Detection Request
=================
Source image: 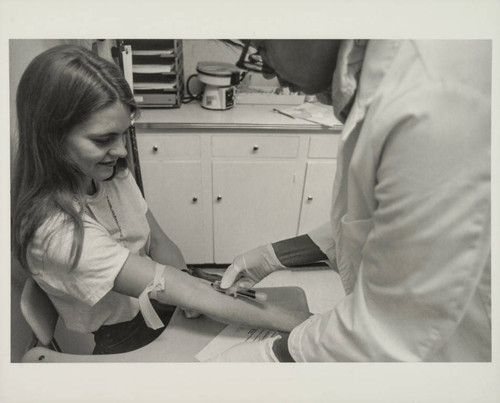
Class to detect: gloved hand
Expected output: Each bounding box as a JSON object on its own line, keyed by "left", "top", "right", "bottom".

{"left": 220, "top": 244, "right": 286, "bottom": 290}
{"left": 204, "top": 336, "right": 281, "bottom": 362}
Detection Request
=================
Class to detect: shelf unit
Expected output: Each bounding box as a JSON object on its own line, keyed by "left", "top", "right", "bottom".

{"left": 119, "top": 39, "right": 184, "bottom": 108}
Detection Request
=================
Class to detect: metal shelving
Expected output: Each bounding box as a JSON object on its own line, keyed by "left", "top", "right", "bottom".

{"left": 119, "top": 39, "right": 184, "bottom": 108}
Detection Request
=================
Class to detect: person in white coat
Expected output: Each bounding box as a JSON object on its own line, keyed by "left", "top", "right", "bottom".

{"left": 211, "top": 40, "right": 491, "bottom": 362}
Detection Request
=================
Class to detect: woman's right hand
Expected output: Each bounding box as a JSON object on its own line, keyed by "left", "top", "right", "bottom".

{"left": 219, "top": 244, "right": 286, "bottom": 290}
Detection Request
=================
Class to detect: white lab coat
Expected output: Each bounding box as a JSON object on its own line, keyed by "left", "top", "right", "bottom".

{"left": 288, "top": 40, "right": 491, "bottom": 361}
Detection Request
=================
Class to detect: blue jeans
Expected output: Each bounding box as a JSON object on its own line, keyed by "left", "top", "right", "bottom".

{"left": 92, "top": 300, "right": 176, "bottom": 355}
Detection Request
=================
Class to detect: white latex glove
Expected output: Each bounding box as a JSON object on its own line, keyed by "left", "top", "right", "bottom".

{"left": 204, "top": 336, "right": 281, "bottom": 362}
{"left": 220, "top": 244, "right": 285, "bottom": 290}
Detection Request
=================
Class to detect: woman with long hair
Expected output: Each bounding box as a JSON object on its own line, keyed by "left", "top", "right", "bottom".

{"left": 12, "top": 44, "right": 309, "bottom": 355}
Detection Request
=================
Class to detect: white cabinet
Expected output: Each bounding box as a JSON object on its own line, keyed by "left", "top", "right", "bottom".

{"left": 297, "top": 135, "right": 339, "bottom": 235}
{"left": 212, "top": 135, "right": 299, "bottom": 158}
{"left": 213, "top": 161, "right": 302, "bottom": 262}
{"left": 137, "top": 133, "right": 209, "bottom": 262}
{"left": 297, "top": 161, "right": 337, "bottom": 235}
{"left": 141, "top": 161, "right": 206, "bottom": 262}
{"left": 136, "top": 130, "right": 340, "bottom": 264}
{"left": 211, "top": 134, "right": 302, "bottom": 261}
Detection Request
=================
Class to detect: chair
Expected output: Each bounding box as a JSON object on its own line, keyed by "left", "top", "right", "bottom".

{"left": 20, "top": 277, "right": 62, "bottom": 352}
{"left": 19, "top": 277, "right": 163, "bottom": 363}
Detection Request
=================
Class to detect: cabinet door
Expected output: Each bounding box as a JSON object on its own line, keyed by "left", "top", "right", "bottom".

{"left": 213, "top": 161, "right": 301, "bottom": 263}
{"left": 298, "top": 161, "right": 337, "bottom": 235}
{"left": 141, "top": 161, "right": 206, "bottom": 263}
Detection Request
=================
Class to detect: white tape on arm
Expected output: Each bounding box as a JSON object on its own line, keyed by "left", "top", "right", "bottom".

{"left": 138, "top": 263, "right": 167, "bottom": 329}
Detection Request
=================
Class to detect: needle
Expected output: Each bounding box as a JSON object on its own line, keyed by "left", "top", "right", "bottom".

{"left": 211, "top": 281, "right": 267, "bottom": 302}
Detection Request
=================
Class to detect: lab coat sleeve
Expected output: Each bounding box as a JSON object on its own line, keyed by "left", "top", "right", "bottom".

{"left": 307, "top": 222, "right": 336, "bottom": 267}
{"left": 288, "top": 84, "right": 491, "bottom": 361}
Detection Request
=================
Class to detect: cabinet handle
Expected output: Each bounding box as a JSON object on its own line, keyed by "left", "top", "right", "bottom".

{"left": 152, "top": 145, "right": 159, "bottom": 152}
{"left": 252, "top": 145, "right": 259, "bottom": 151}
{"left": 216, "top": 195, "right": 222, "bottom": 201}
{"left": 192, "top": 196, "right": 198, "bottom": 203}
{"left": 307, "top": 195, "right": 314, "bottom": 201}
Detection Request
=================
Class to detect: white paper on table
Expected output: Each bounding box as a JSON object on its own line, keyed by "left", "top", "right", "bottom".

{"left": 273, "top": 102, "right": 343, "bottom": 128}
{"left": 195, "top": 324, "right": 280, "bottom": 362}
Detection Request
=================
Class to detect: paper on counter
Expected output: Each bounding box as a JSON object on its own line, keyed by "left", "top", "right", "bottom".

{"left": 195, "top": 324, "right": 279, "bottom": 362}
{"left": 273, "top": 102, "right": 343, "bottom": 128}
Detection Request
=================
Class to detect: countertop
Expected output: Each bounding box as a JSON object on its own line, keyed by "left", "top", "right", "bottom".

{"left": 135, "top": 102, "right": 343, "bottom": 131}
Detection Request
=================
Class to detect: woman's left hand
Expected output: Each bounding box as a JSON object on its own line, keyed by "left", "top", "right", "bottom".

{"left": 182, "top": 308, "right": 202, "bottom": 319}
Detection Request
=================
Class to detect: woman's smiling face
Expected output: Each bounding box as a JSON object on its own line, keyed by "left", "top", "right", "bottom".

{"left": 65, "top": 102, "right": 131, "bottom": 188}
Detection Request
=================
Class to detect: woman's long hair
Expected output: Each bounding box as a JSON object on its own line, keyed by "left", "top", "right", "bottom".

{"left": 12, "top": 44, "right": 138, "bottom": 271}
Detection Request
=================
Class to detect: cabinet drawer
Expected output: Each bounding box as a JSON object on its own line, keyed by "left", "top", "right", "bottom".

{"left": 308, "top": 135, "right": 340, "bottom": 158}
{"left": 212, "top": 136, "right": 299, "bottom": 158}
{"left": 137, "top": 134, "right": 201, "bottom": 160}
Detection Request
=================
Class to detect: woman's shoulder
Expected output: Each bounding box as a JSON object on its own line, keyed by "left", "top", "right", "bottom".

{"left": 105, "top": 168, "right": 143, "bottom": 197}
{"left": 104, "top": 168, "right": 135, "bottom": 190}
{"left": 31, "top": 211, "right": 75, "bottom": 250}
{"left": 27, "top": 211, "right": 75, "bottom": 272}
{"left": 103, "top": 167, "right": 148, "bottom": 213}
{"left": 36, "top": 210, "right": 69, "bottom": 235}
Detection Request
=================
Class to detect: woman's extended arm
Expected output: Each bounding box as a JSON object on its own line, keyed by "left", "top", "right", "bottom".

{"left": 146, "top": 209, "right": 187, "bottom": 270}
{"left": 113, "top": 253, "right": 311, "bottom": 333}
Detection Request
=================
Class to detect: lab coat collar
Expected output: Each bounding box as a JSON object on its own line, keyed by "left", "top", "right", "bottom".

{"left": 331, "top": 40, "right": 368, "bottom": 123}
{"left": 356, "top": 40, "right": 402, "bottom": 111}
{"left": 331, "top": 40, "right": 401, "bottom": 125}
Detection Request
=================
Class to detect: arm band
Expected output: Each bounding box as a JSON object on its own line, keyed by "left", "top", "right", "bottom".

{"left": 272, "top": 234, "right": 328, "bottom": 267}
{"left": 138, "top": 263, "right": 167, "bottom": 329}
